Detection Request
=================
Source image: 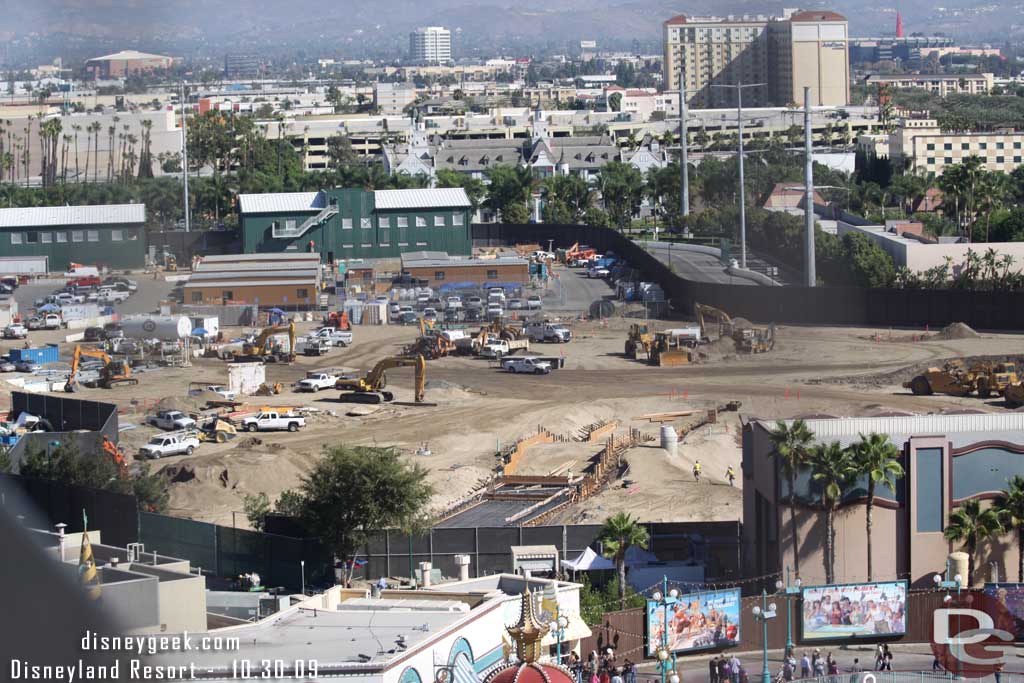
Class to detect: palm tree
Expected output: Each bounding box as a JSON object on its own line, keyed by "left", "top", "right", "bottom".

{"left": 848, "top": 432, "right": 904, "bottom": 581}
{"left": 944, "top": 499, "right": 1003, "bottom": 586}
{"left": 768, "top": 420, "right": 815, "bottom": 578}
{"left": 995, "top": 475, "right": 1024, "bottom": 582}
{"left": 71, "top": 124, "right": 81, "bottom": 182}
{"left": 597, "top": 512, "right": 650, "bottom": 609}
{"left": 809, "top": 441, "right": 855, "bottom": 584}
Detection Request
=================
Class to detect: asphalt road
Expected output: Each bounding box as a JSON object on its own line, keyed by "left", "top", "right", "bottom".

{"left": 13, "top": 272, "right": 177, "bottom": 320}
{"left": 547, "top": 266, "right": 618, "bottom": 313}
{"left": 640, "top": 241, "right": 755, "bottom": 286}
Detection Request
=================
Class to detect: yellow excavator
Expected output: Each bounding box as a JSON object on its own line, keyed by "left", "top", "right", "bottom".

{"left": 234, "top": 321, "right": 296, "bottom": 363}
{"left": 695, "top": 302, "right": 776, "bottom": 354}
{"left": 336, "top": 354, "right": 426, "bottom": 404}
{"left": 65, "top": 345, "right": 139, "bottom": 392}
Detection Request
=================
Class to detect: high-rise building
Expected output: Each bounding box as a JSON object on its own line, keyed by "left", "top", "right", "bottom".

{"left": 409, "top": 27, "right": 452, "bottom": 65}
{"left": 663, "top": 10, "right": 849, "bottom": 108}
{"left": 224, "top": 53, "right": 263, "bottom": 79}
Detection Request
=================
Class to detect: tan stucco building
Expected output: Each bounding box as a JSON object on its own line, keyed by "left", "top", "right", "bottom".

{"left": 662, "top": 9, "right": 849, "bottom": 107}
{"left": 886, "top": 118, "right": 1024, "bottom": 176}
{"left": 742, "top": 412, "right": 1024, "bottom": 588}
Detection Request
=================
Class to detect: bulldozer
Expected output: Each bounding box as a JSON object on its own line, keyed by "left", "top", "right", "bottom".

{"left": 234, "top": 321, "right": 296, "bottom": 363}
{"left": 65, "top": 345, "right": 139, "bottom": 392}
{"left": 904, "top": 360, "right": 983, "bottom": 397}
{"left": 624, "top": 323, "right": 654, "bottom": 360}
{"left": 336, "top": 354, "right": 426, "bottom": 404}
{"left": 649, "top": 332, "right": 694, "bottom": 366}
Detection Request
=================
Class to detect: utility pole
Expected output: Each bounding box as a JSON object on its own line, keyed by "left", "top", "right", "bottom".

{"left": 678, "top": 83, "right": 688, "bottom": 219}
{"left": 712, "top": 78, "right": 764, "bottom": 269}
{"left": 180, "top": 82, "right": 191, "bottom": 233}
{"left": 803, "top": 86, "right": 815, "bottom": 287}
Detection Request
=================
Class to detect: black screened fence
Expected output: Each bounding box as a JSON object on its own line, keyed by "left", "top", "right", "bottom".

{"left": 472, "top": 223, "right": 1024, "bottom": 330}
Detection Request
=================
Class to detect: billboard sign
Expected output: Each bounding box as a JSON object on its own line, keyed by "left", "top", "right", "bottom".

{"left": 801, "top": 581, "right": 907, "bottom": 640}
{"left": 983, "top": 583, "right": 1024, "bottom": 641}
{"left": 646, "top": 588, "right": 741, "bottom": 655}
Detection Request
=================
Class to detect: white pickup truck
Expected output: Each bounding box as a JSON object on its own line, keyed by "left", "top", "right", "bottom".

{"left": 311, "top": 328, "right": 354, "bottom": 347}
{"left": 138, "top": 430, "right": 200, "bottom": 459}
{"left": 242, "top": 411, "right": 305, "bottom": 432}
{"left": 296, "top": 337, "right": 331, "bottom": 356}
{"left": 146, "top": 410, "right": 197, "bottom": 431}
{"left": 503, "top": 357, "right": 552, "bottom": 374}
{"left": 97, "top": 288, "right": 130, "bottom": 304}
{"left": 296, "top": 372, "right": 338, "bottom": 392}
{"left": 480, "top": 338, "right": 530, "bottom": 359}
{"left": 524, "top": 322, "right": 572, "bottom": 343}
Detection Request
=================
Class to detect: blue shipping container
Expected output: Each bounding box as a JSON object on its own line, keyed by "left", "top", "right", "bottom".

{"left": 9, "top": 344, "right": 60, "bottom": 364}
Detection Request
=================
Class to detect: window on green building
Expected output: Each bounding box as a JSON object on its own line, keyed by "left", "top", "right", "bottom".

{"left": 342, "top": 218, "right": 353, "bottom": 229}
{"left": 397, "top": 216, "right": 409, "bottom": 227}
{"left": 416, "top": 216, "right": 427, "bottom": 227}
{"left": 127, "top": 230, "right": 138, "bottom": 241}
{"left": 487, "top": 269, "right": 498, "bottom": 279}
{"left": 40, "top": 232, "right": 52, "bottom": 243}
{"left": 72, "top": 231, "right": 83, "bottom": 242}
{"left": 110, "top": 230, "right": 123, "bottom": 241}
{"left": 433, "top": 216, "right": 445, "bottom": 227}
{"left": 453, "top": 214, "right": 464, "bottom": 226}
{"left": 360, "top": 218, "right": 372, "bottom": 229}
{"left": 56, "top": 232, "right": 67, "bottom": 243}
{"left": 10, "top": 233, "right": 22, "bottom": 245}
{"left": 26, "top": 231, "right": 38, "bottom": 244}
{"left": 87, "top": 230, "right": 99, "bottom": 242}
{"left": 379, "top": 216, "right": 391, "bottom": 229}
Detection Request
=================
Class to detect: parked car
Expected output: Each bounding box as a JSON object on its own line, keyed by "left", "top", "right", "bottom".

{"left": 138, "top": 432, "right": 200, "bottom": 459}
{"left": 464, "top": 308, "right": 482, "bottom": 323}
{"left": 205, "top": 385, "right": 237, "bottom": 400}
{"left": 83, "top": 327, "right": 105, "bottom": 342}
{"left": 70, "top": 275, "right": 101, "bottom": 288}
{"left": 146, "top": 410, "right": 197, "bottom": 431}
{"left": 4, "top": 324, "right": 27, "bottom": 339}
{"left": 0, "top": 360, "right": 16, "bottom": 372}
{"left": 102, "top": 277, "right": 137, "bottom": 292}
{"left": 14, "top": 360, "right": 40, "bottom": 373}
{"left": 310, "top": 327, "right": 353, "bottom": 347}
{"left": 466, "top": 296, "right": 483, "bottom": 309}
{"left": 507, "top": 298, "right": 524, "bottom": 310}
{"left": 389, "top": 303, "right": 402, "bottom": 320}
{"left": 296, "top": 373, "right": 338, "bottom": 392}
{"left": 486, "top": 304, "right": 504, "bottom": 321}
{"left": 444, "top": 308, "right": 460, "bottom": 323}
{"left": 98, "top": 289, "right": 130, "bottom": 304}
{"left": 400, "top": 310, "right": 418, "bottom": 325}
{"left": 525, "top": 322, "right": 572, "bottom": 343}
{"left": 503, "top": 357, "right": 552, "bottom": 374}
{"left": 526, "top": 295, "right": 543, "bottom": 310}
{"left": 103, "top": 323, "right": 124, "bottom": 339}
{"left": 26, "top": 317, "right": 45, "bottom": 331}
{"left": 241, "top": 411, "right": 305, "bottom": 432}
{"left": 43, "top": 314, "right": 62, "bottom": 330}
{"left": 423, "top": 307, "right": 439, "bottom": 321}
{"left": 446, "top": 296, "right": 463, "bottom": 310}
{"left": 54, "top": 292, "right": 83, "bottom": 305}
{"left": 416, "top": 292, "right": 431, "bottom": 305}
{"left": 587, "top": 267, "right": 610, "bottom": 279}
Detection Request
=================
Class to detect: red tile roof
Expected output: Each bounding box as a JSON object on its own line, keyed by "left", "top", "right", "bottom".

{"left": 664, "top": 14, "right": 688, "bottom": 25}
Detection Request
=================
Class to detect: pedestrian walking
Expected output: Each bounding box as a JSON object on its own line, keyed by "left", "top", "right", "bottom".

{"left": 589, "top": 669, "right": 600, "bottom": 683}
{"left": 826, "top": 654, "right": 838, "bottom": 676}
{"left": 801, "top": 652, "right": 811, "bottom": 679}
{"left": 932, "top": 656, "right": 943, "bottom": 672}
{"left": 599, "top": 667, "right": 611, "bottom": 683}
{"left": 813, "top": 653, "right": 825, "bottom": 678}
{"left": 710, "top": 657, "right": 720, "bottom": 683}
{"left": 611, "top": 668, "right": 624, "bottom": 683}
{"left": 693, "top": 460, "right": 702, "bottom": 482}
{"left": 730, "top": 655, "right": 742, "bottom": 683}
{"left": 726, "top": 465, "right": 736, "bottom": 486}
{"left": 624, "top": 660, "right": 636, "bottom": 683}
{"left": 783, "top": 658, "right": 794, "bottom": 682}
{"left": 848, "top": 658, "right": 863, "bottom": 673}
{"left": 738, "top": 664, "right": 748, "bottom": 683}
{"left": 718, "top": 657, "right": 729, "bottom": 683}
{"left": 881, "top": 644, "right": 892, "bottom": 671}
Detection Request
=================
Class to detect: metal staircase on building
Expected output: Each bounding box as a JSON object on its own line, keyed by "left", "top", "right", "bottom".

{"left": 271, "top": 202, "right": 339, "bottom": 239}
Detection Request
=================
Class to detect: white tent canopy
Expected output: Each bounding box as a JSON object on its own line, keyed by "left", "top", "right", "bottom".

{"left": 561, "top": 547, "right": 615, "bottom": 571}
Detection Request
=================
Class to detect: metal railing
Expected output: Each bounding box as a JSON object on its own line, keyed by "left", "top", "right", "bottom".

{"left": 791, "top": 672, "right": 1024, "bottom": 683}
{"left": 271, "top": 204, "right": 339, "bottom": 239}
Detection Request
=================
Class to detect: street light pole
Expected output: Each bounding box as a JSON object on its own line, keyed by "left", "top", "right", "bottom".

{"left": 775, "top": 566, "right": 802, "bottom": 656}
{"left": 180, "top": 82, "right": 191, "bottom": 234}
{"left": 652, "top": 576, "right": 680, "bottom": 683}
{"left": 751, "top": 589, "right": 777, "bottom": 683}
{"left": 300, "top": 560, "right": 306, "bottom": 595}
{"left": 711, "top": 79, "right": 764, "bottom": 269}
{"left": 803, "top": 86, "right": 815, "bottom": 287}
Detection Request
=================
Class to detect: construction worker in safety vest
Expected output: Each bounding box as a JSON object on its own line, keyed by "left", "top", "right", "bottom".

{"left": 726, "top": 466, "right": 736, "bottom": 486}
{"left": 692, "top": 460, "right": 702, "bottom": 482}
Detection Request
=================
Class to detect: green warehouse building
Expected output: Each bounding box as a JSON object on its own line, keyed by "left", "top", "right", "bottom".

{"left": 0, "top": 203, "right": 147, "bottom": 271}
{"left": 237, "top": 187, "right": 473, "bottom": 262}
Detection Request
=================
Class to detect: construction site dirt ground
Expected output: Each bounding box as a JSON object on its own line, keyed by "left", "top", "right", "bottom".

{"left": 16, "top": 270, "right": 1024, "bottom": 529}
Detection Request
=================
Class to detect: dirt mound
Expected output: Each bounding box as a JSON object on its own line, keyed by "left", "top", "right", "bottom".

{"left": 703, "top": 335, "right": 737, "bottom": 358}
{"left": 731, "top": 317, "right": 753, "bottom": 328}
{"left": 152, "top": 395, "right": 205, "bottom": 414}
{"left": 236, "top": 436, "right": 263, "bottom": 448}
{"left": 935, "top": 322, "right": 979, "bottom": 340}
